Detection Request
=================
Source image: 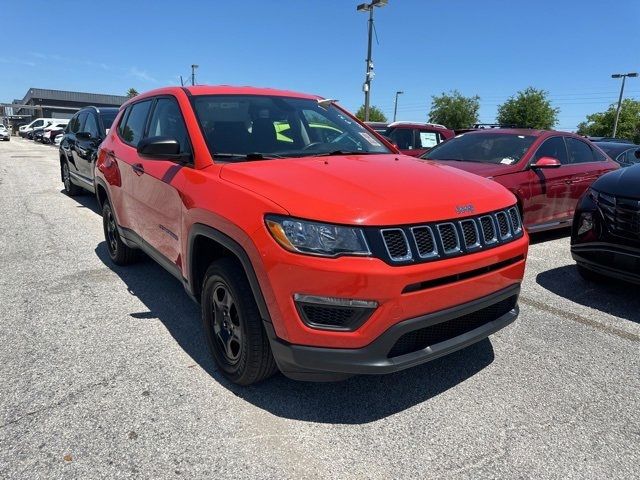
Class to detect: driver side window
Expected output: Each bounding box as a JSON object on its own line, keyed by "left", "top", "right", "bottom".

{"left": 532, "top": 136, "right": 568, "bottom": 165}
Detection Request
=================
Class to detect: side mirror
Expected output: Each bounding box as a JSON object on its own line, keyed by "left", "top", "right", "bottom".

{"left": 531, "top": 156, "right": 562, "bottom": 169}
{"left": 137, "top": 136, "right": 185, "bottom": 160}
{"left": 76, "top": 131, "right": 92, "bottom": 140}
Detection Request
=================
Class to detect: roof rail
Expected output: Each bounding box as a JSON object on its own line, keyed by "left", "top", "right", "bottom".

{"left": 471, "top": 123, "right": 532, "bottom": 129}
{"left": 388, "top": 121, "right": 447, "bottom": 129}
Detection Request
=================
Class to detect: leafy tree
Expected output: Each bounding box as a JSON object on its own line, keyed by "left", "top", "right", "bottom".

{"left": 126, "top": 88, "right": 139, "bottom": 99}
{"left": 428, "top": 90, "right": 480, "bottom": 129}
{"left": 577, "top": 99, "right": 640, "bottom": 143}
{"left": 496, "top": 87, "right": 559, "bottom": 129}
{"left": 355, "top": 105, "right": 388, "bottom": 122}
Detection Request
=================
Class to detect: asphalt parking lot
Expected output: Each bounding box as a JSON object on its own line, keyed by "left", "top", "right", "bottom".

{"left": 0, "top": 138, "right": 638, "bottom": 479}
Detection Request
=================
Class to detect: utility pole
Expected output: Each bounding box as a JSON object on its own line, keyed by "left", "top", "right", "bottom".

{"left": 191, "top": 64, "right": 199, "bottom": 86}
{"left": 393, "top": 90, "right": 403, "bottom": 122}
{"left": 611, "top": 72, "right": 638, "bottom": 138}
{"left": 357, "top": 0, "right": 388, "bottom": 122}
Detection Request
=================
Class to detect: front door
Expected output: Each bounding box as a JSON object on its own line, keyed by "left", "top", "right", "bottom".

{"left": 523, "top": 136, "right": 574, "bottom": 228}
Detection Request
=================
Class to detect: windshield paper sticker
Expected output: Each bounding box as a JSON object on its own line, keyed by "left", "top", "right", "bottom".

{"left": 500, "top": 158, "right": 515, "bottom": 165}
{"left": 359, "top": 132, "right": 382, "bottom": 147}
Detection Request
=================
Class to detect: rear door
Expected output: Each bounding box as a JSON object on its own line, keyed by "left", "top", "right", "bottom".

{"left": 113, "top": 100, "right": 153, "bottom": 233}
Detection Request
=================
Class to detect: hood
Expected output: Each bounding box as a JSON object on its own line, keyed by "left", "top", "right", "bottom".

{"left": 429, "top": 159, "right": 520, "bottom": 178}
{"left": 593, "top": 164, "right": 640, "bottom": 199}
{"left": 219, "top": 154, "right": 516, "bottom": 225}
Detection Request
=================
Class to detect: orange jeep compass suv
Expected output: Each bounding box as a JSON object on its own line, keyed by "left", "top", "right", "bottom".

{"left": 93, "top": 86, "right": 529, "bottom": 385}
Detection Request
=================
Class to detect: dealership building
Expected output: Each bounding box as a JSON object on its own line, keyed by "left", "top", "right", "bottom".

{"left": 1, "top": 88, "right": 128, "bottom": 129}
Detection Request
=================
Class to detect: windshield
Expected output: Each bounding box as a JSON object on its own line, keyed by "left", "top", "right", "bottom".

{"left": 423, "top": 132, "right": 536, "bottom": 165}
{"left": 192, "top": 95, "right": 390, "bottom": 160}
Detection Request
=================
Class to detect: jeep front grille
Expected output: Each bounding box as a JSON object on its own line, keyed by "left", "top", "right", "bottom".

{"left": 375, "top": 206, "right": 523, "bottom": 265}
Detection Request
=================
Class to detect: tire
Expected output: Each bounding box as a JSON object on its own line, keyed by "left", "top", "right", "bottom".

{"left": 61, "top": 159, "right": 82, "bottom": 196}
{"left": 202, "top": 258, "right": 278, "bottom": 385}
{"left": 102, "top": 201, "right": 138, "bottom": 266}
{"left": 577, "top": 264, "right": 604, "bottom": 283}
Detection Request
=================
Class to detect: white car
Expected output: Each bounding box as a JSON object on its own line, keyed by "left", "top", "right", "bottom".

{"left": 0, "top": 125, "right": 10, "bottom": 141}
{"left": 42, "top": 121, "right": 69, "bottom": 144}
{"left": 54, "top": 134, "right": 63, "bottom": 146}
{"left": 19, "top": 118, "right": 67, "bottom": 138}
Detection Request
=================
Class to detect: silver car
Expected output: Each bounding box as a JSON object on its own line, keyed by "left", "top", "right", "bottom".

{"left": 0, "top": 125, "right": 10, "bottom": 141}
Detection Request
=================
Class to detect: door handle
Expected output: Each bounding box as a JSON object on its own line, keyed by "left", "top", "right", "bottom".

{"left": 564, "top": 179, "right": 573, "bottom": 185}
{"left": 132, "top": 163, "right": 145, "bottom": 176}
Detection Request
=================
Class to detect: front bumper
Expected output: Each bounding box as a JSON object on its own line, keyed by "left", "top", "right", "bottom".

{"left": 266, "top": 284, "right": 520, "bottom": 381}
{"left": 571, "top": 192, "right": 640, "bottom": 284}
{"left": 572, "top": 243, "right": 640, "bottom": 284}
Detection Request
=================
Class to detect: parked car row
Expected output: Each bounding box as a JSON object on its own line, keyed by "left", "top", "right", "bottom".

{"left": 52, "top": 85, "right": 638, "bottom": 386}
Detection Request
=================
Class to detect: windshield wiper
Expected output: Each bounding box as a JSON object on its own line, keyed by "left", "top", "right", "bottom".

{"left": 213, "top": 152, "right": 285, "bottom": 161}
{"left": 310, "top": 150, "right": 380, "bottom": 157}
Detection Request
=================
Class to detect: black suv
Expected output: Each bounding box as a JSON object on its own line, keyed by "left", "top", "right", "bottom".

{"left": 59, "top": 106, "right": 118, "bottom": 195}
{"left": 571, "top": 163, "right": 640, "bottom": 284}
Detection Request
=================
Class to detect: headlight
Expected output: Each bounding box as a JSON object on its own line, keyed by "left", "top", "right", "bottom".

{"left": 265, "top": 215, "right": 370, "bottom": 257}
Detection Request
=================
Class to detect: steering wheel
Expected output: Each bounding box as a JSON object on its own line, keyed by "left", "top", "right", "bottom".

{"left": 302, "top": 142, "right": 325, "bottom": 151}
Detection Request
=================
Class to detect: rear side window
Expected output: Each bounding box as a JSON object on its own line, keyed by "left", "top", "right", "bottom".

{"left": 119, "top": 100, "right": 152, "bottom": 147}
{"left": 532, "top": 136, "right": 568, "bottom": 164}
{"left": 417, "top": 131, "right": 442, "bottom": 149}
{"left": 146, "top": 97, "right": 190, "bottom": 154}
{"left": 566, "top": 137, "right": 595, "bottom": 164}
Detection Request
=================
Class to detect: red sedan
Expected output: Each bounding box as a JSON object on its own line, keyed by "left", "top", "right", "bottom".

{"left": 421, "top": 129, "right": 619, "bottom": 232}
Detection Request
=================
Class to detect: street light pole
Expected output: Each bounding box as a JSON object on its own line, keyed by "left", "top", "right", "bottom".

{"left": 357, "top": 0, "right": 388, "bottom": 122}
{"left": 191, "top": 64, "right": 199, "bottom": 86}
{"left": 611, "top": 72, "right": 638, "bottom": 138}
{"left": 393, "top": 90, "right": 403, "bottom": 122}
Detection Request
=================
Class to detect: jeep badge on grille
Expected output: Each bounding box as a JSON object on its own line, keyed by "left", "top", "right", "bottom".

{"left": 456, "top": 204, "right": 474, "bottom": 214}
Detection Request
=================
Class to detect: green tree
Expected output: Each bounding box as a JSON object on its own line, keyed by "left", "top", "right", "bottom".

{"left": 355, "top": 105, "right": 388, "bottom": 122}
{"left": 496, "top": 87, "right": 559, "bottom": 129}
{"left": 428, "top": 90, "right": 480, "bottom": 129}
{"left": 126, "top": 88, "right": 139, "bottom": 99}
{"left": 577, "top": 99, "right": 640, "bottom": 143}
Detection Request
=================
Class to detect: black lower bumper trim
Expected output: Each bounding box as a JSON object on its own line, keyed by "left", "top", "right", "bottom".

{"left": 265, "top": 284, "right": 520, "bottom": 381}
{"left": 572, "top": 243, "right": 640, "bottom": 285}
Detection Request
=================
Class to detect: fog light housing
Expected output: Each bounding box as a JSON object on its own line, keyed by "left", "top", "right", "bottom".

{"left": 293, "top": 294, "right": 378, "bottom": 331}
{"left": 577, "top": 212, "right": 594, "bottom": 236}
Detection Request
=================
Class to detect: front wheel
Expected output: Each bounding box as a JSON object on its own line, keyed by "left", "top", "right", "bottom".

{"left": 202, "top": 258, "right": 278, "bottom": 385}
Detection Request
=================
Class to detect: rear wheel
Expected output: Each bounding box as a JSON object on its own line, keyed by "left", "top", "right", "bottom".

{"left": 62, "top": 159, "right": 82, "bottom": 196}
{"left": 202, "top": 258, "right": 278, "bottom": 385}
{"left": 102, "top": 201, "right": 138, "bottom": 266}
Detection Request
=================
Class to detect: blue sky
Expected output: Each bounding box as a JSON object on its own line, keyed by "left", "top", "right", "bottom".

{"left": 2, "top": 0, "right": 639, "bottom": 130}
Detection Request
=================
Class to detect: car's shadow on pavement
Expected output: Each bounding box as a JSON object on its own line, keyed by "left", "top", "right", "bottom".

{"left": 61, "top": 189, "right": 101, "bottom": 215}
{"left": 95, "top": 241, "right": 496, "bottom": 424}
{"left": 536, "top": 265, "right": 640, "bottom": 324}
{"left": 528, "top": 227, "right": 571, "bottom": 245}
